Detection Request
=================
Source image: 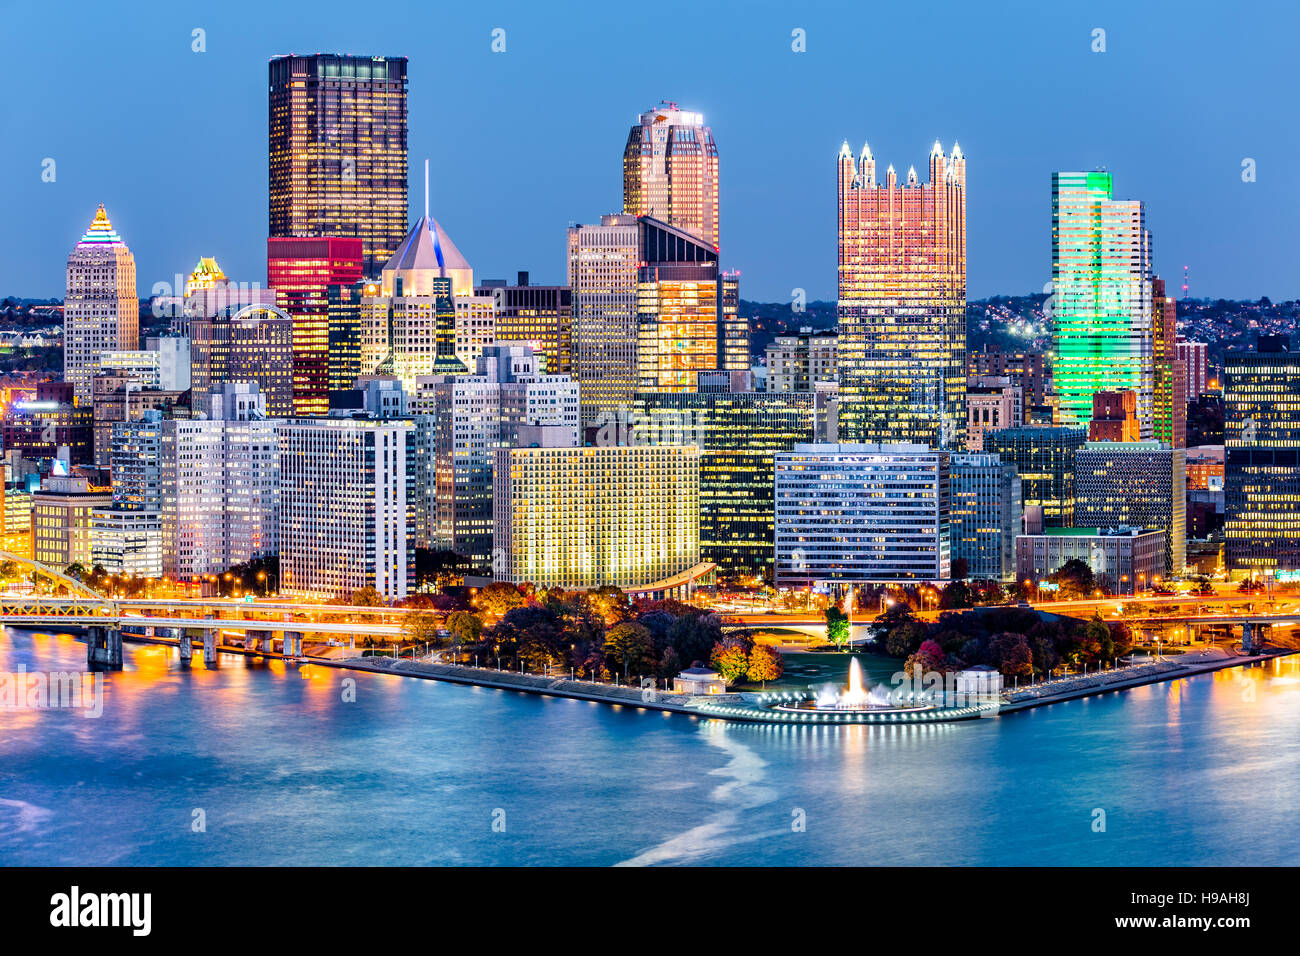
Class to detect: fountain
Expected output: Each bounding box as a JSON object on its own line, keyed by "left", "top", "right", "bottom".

{"left": 812, "top": 658, "right": 894, "bottom": 710}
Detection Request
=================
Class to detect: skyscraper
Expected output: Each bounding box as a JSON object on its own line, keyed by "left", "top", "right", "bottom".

{"left": 837, "top": 141, "right": 966, "bottom": 447}
{"left": 190, "top": 304, "right": 297, "bottom": 419}
{"left": 267, "top": 236, "right": 364, "bottom": 415}
{"left": 623, "top": 101, "right": 719, "bottom": 249}
{"left": 1224, "top": 335, "right": 1300, "bottom": 573}
{"left": 1152, "top": 277, "right": 1186, "bottom": 447}
{"left": 1074, "top": 442, "right": 1186, "bottom": 576}
{"left": 568, "top": 214, "right": 640, "bottom": 426}
{"left": 1051, "top": 171, "right": 1154, "bottom": 435}
{"left": 64, "top": 205, "right": 138, "bottom": 403}
{"left": 636, "top": 217, "right": 721, "bottom": 392}
{"left": 268, "top": 54, "right": 408, "bottom": 277}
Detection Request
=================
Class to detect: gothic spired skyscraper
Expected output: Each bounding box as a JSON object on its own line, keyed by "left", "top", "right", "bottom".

{"left": 1051, "top": 171, "right": 1154, "bottom": 436}
{"left": 623, "top": 102, "right": 720, "bottom": 249}
{"left": 836, "top": 141, "right": 967, "bottom": 447}
{"left": 65, "top": 205, "right": 138, "bottom": 404}
{"left": 268, "top": 54, "right": 408, "bottom": 278}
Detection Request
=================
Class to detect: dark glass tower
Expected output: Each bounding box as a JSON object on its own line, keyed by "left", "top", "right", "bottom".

{"left": 268, "top": 54, "right": 408, "bottom": 278}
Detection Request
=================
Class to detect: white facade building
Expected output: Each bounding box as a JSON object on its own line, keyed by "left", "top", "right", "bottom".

{"left": 567, "top": 214, "right": 640, "bottom": 427}
{"left": 64, "top": 205, "right": 138, "bottom": 403}
{"left": 774, "top": 443, "right": 951, "bottom": 586}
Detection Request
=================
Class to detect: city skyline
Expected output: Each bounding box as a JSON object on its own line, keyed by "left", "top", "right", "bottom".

{"left": 2, "top": 1, "right": 1297, "bottom": 303}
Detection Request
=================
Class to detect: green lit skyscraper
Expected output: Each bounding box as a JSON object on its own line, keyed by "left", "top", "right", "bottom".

{"left": 1051, "top": 172, "right": 1154, "bottom": 436}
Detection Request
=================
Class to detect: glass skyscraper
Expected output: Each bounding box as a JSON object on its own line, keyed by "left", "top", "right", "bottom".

{"left": 837, "top": 141, "right": 966, "bottom": 447}
{"left": 1051, "top": 171, "right": 1154, "bottom": 435}
{"left": 268, "top": 54, "right": 408, "bottom": 278}
{"left": 623, "top": 102, "right": 719, "bottom": 249}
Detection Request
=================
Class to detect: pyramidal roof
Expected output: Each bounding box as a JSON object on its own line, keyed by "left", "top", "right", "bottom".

{"left": 78, "top": 204, "right": 126, "bottom": 245}
{"left": 384, "top": 215, "right": 471, "bottom": 275}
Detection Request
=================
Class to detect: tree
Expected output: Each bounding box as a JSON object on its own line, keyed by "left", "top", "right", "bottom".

{"left": 746, "top": 643, "right": 784, "bottom": 687}
{"left": 885, "top": 621, "right": 928, "bottom": 658}
{"left": 825, "top": 605, "right": 850, "bottom": 650}
{"left": 603, "top": 622, "right": 654, "bottom": 680}
{"left": 478, "top": 582, "right": 526, "bottom": 617}
{"left": 1048, "top": 558, "right": 1095, "bottom": 600}
{"left": 940, "top": 580, "right": 973, "bottom": 610}
{"left": 951, "top": 557, "right": 970, "bottom": 581}
{"left": 351, "top": 586, "right": 385, "bottom": 607}
{"left": 990, "top": 631, "right": 1033, "bottom": 678}
{"left": 709, "top": 641, "right": 750, "bottom": 685}
{"left": 64, "top": 563, "right": 87, "bottom": 582}
{"left": 905, "top": 639, "right": 947, "bottom": 677}
{"left": 401, "top": 611, "right": 444, "bottom": 648}
{"left": 445, "top": 610, "right": 483, "bottom": 648}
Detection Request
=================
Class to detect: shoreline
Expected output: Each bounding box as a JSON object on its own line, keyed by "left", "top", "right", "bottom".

{"left": 111, "top": 631, "right": 1298, "bottom": 722}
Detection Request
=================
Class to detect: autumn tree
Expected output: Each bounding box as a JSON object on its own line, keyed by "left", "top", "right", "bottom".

{"left": 603, "top": 621, "right": 654, "bottom": 681}
{"left": 477, "top": 582, "right": 526, "bottom": 618}
{"left": 709, "top": 641, "right": 750, "bottom": 685}
{"left": 746, "top": 643, "right": 784, "bottom": 687}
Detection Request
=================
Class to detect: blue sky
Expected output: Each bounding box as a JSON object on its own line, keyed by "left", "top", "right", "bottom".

{"left": 0, "top": 0, "right": 1294, "bottom": 302}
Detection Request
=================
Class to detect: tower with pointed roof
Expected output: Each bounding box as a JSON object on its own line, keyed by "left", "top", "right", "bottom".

{"left": 836, "top": 140, "right": 966, "bottom": 448}
{"left": 623, "top": 101, "right": 720, "bottom": 249}
{"left": 64, "top": 204, "right": 138, "bottom": 403}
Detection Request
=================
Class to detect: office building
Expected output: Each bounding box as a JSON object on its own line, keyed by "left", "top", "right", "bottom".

{"left": 1074, "top": 441, "right": 1186, "bottom": 576}
{"left": 1177, "top": 337, "right": 1210, "bottom": 401}
{"left": 986, "top": 426, "right": 1086, "bottom": 529}
{"left": 485, "top": 273, "right": 573, "bottom": 376}
{"left": 190, "top": 304, "right": 297, "bottom": 419}
{"left": 493, "top": 443, "right": 701, "bottom": 591}
{"left": 636, "top": 217, "right": 720, "bottom": 392}
{"left": 837, "top": 141, "right": 966, "bottom": 447}
{"left": 568, "top": 214, "right": 640, "bottom": 425}
{"left": 766, "top": 329, "right": 837, "bottom": 393}
{"left": 774, "top": 443, "right": 950, "bottom": 585}
{"left": 1152, "top": 277, "right": 1186, "bottom": 448}
{"left": 1224, "top": 335, "right": 1300, "bottom": 573}
{"left": 1087, "top": 390, "right": 1140, "bottom": 443}
{"left": 32, "top": 473, "right": 112, "bottom": 571}
{"left": 970, "top": 347, "right": 1051, "bottom": 409}
{"left": 267, "top": 236, "right": 365, "bottom": 415}
{"left": 623, "top": 101, "right": 719, "bottom": 248}
{"left": 64, "top": 204, "right": 138, "bottom": 403}
{"left": 1016, "top": 526, "right": 1164, "bottom": 596}
{"left": 279, "top": 417, "right": 413, "bottom": 600}
{"left": 966, "top": 376, "right": 1022, "bottom": 451}
{"left": 161, "top": 384, "right": 279, "bottom": 581}
{"left": 635, "top": 385, "right": 816, "bottom": 579}
{"left": 426, "top": 344, "right": 579, "bottom": 569}
{"left": 268, "top": 53, "right": 408, "bottom": 277}
{"left": 720, "top": 272, "right": 746, "bottom": 372}
{"left": 2, "top": 382, "right": 94, "bottom": 469}
{"left": 951, "top": 453, "right": 1021, "bottom": 581}
{"left": 1051, "top": 171, "right": 1154, "bottom": 436}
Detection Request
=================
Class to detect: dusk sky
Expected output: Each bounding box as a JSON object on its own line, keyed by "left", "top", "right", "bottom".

{"left": 1, "top": 0, "right": 1295, "bottom": 303}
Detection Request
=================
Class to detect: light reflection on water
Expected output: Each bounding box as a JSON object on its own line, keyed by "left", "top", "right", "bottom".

{"left": 1, "top": 629, "right": 1298, "bottom": 866}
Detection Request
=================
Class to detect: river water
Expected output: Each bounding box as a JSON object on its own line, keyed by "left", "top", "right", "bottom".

{"left": 2, "top": 629, "right": 1297, "bottom": 866}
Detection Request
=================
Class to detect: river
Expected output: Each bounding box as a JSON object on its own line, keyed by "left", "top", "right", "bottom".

{"left": 2, "top": 628, "right": 1298, "bottom": 866}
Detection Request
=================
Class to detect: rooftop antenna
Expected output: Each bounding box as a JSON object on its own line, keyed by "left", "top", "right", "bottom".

{"left": 424, "top": 158, "right": 429, "bottom": 224}
{"left": 1181, "top": 265, "right": 1190, "bottom": 299}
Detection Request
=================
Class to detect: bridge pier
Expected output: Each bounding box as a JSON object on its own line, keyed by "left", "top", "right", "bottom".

{"left": 178, "top": 628, "right": 192, "bottom": 664}
{"left": 203, "top": 626, "right": 218, "bottom": 667}
{"left": 283, "top": 632, "right": 303, "bottom": 657}
{"left": 87, "top": 625, "right": 122, "bottom": 672}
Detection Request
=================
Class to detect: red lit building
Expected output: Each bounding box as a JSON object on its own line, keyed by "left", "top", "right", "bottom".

{"left": 1088, "top": 389, "right": 1140, "bottom": 442}
{"left": 267, "top": 237, "right": 363, "bottom": 415}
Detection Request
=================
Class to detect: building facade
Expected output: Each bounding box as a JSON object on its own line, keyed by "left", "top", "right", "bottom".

{"left": 568, "top": 215, "right": 640, "bottom": 426}
{"left": 493, "top": 444, "right": 700, "bottom": 591}
{"left": 1224, "top": 336, "right": 1300, "bottom": 573}
{"left": 278, "top": 417, "right": 412, "bottom": 600}
{"left": 190, "top": 304, "right": 297, "bottom": 419}
{"left": 766, "top": 329, "right": 837, "bottom": 393}
{"left": 1051, "top": 171, "right": 1154, "bottom": 436}
{"left": 986, "top": 426, "right": 1086, "bottom": 530}
{"left": 774, "top": 443, "right": 950, "bottom": 585}
{"left": 1016, "top": 527, "right": 1164, "bottom": 596}
{"left": 1074, "top": 441, "right": 1186, "bottom": 576}
{"left": 485, "top": 274, "right": 574, "bottom": 376}
{"left": 64, "top": 205, "right": 138, "bottom": 404}
{"left": 951, "top": 452, "right": 1022, "bottom": 581}
{"left": 268, "top": 53, "right": 408, "bottom": 277}
{"left": 622, "top": 101, "right": 719, "bottom": 249}
{"left": 837, "top": 141, "right": 966, "bottom": 447}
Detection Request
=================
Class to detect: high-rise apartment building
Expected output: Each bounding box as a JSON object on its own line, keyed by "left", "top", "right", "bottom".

{"left": 837, "top": 141, "right": 966, "bottom": 447}
{"left": 268, "top": 54, "right": 408, "bottom": 277}
{"left": 64, "top": 205, "right": 138, "bottom": 403}
{"left": 1224, "top": 335, "right": 1300, "bottom": 573}
{"left": 568, "top": 215, "right": 640, "bottom": 426}
{"left": 278, "top": 416, "right": 412, "bottom": 601}
{"left": 623, "top": 101, "right": 719, "bottom": 248}
{"left": 493, "top": 443, "right": 701, "bottom": 591}
{"left": 267, "top": 236, "right": 364, "bottom": 415}
{"left": 774, "top": 443, "right": 951, "bottom": 585}
{"left": 1051, "top": 171, "right": 1154, "bottom": 436}
{"left": 1074, "top": 441, "right": 1186, "bottom": 576}
{"left": 1177, "top": 337, "right": 1210, "bottom": 401}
